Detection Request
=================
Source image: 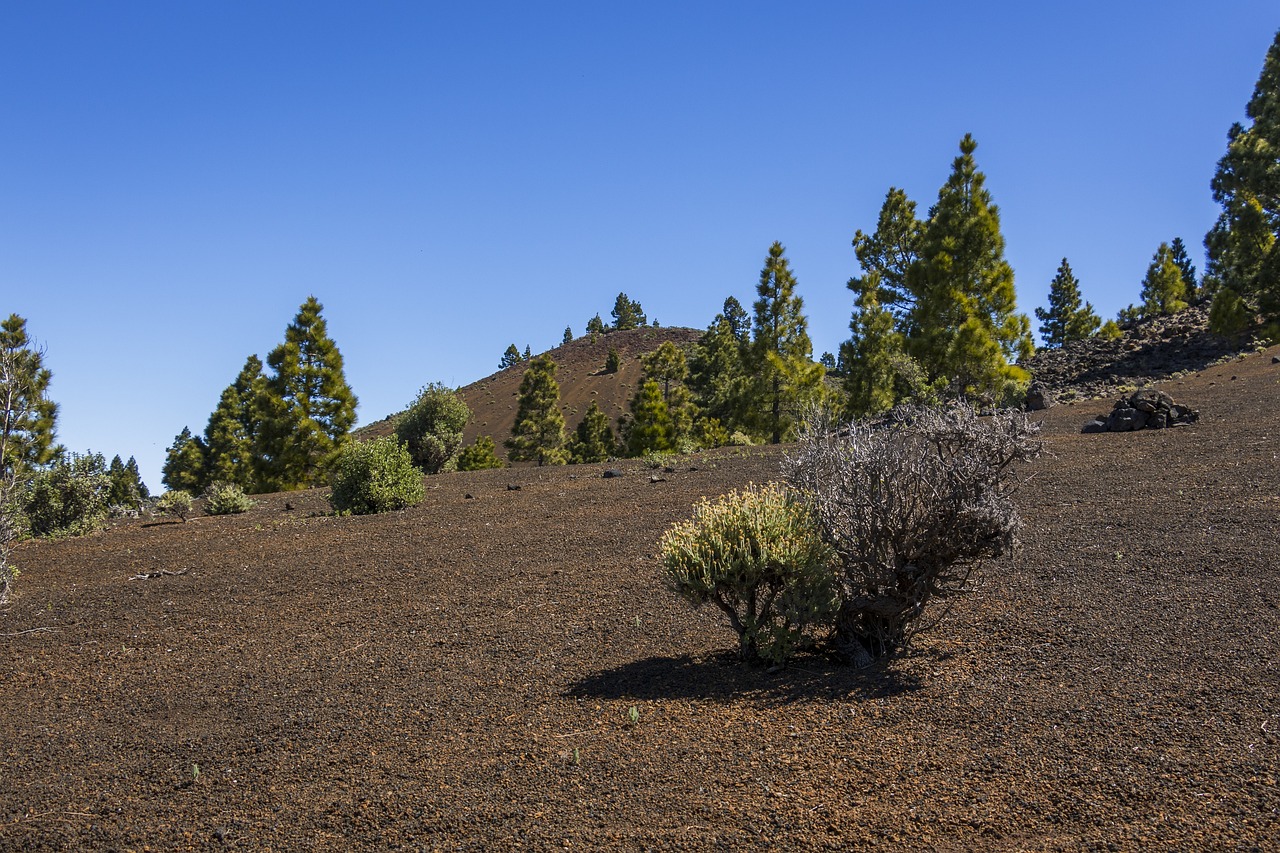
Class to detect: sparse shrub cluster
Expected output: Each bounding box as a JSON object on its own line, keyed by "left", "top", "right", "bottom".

{"left": 661, "top": 484, "right": 837, "bottom": 664}
{"left": 661, "top": 404, "right": 1040, "bottom": 667}
{"left": 203, "top": 481, "right": 254, "bottom": 515}
{"left": 328, "top": 437, "right": 425, "bottom": 515}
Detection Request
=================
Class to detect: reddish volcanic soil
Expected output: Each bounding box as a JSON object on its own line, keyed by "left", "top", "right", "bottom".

{"left": 1, "top": 347, "right": 1278, "bottom": 851}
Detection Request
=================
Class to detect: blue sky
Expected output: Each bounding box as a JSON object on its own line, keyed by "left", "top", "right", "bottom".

{"left": 1, "top": 2, "right": 1275, "bottom": 490}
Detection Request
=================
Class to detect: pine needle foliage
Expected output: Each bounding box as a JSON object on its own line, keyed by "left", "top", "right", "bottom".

{"left": 457, "top": 435, "right": 506, "bottom": 471}
{"left": 1035, "top": 258, "right": 1101, "bottom": 347}
{"left": 0, "top": 314, "right": 60, "bottom": 485}
{"left": 568, "top": 401, "right": 615, "bottom": 463}
{"left": 506, "top": 355, "right": 568, "bottom": 466}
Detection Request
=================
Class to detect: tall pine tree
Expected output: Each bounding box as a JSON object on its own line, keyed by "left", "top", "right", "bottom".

{"left": 1205, "top": 29, "right": 1280, "bottom": 339}
{"left": 851, "top": 187, "right": 924, "bottom": 323}
{"left": 687, "top": 313, "right": 751, "bottom": 433}
{"left": 842, "top": 271, "right": 909, "bottom": 418}
{"left": 0, "top": 314, "right": 59, "bottom": 485}
{"left": 1138, "top": 242, "right": 1190, "bottom": 318}
{"left": 626, "top": 379, "right": 675, "bottom": 456}
{"left": 161, "top": 427, "right": 207, "bottom": 493}
{"left": 256, "top": 297, "right": 358, "bottom": 491}
{"left": 1035, "top": 259, "right": 1101, "bottom": 347}
{"left": 1169, "top": 237, "right": 1199, "bottom": 302}
{"left": 749, "top": 242, "right": 824, "bottom": 444}
{"left": 203, "top": 355, "right": 268, "bottom": 490}
{"left": 568, "top": 401, "right": 616, "bottom": 463}
{"left": 505, "top": 355, "right": 567, "bottom": 466}
{"left": 906, "top": 135, "right": 1033, "bottom": 399}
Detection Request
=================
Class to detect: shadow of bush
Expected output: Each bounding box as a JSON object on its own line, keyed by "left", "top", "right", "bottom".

{"left": 564, "top": 651, "right": 924, "bottom": 706}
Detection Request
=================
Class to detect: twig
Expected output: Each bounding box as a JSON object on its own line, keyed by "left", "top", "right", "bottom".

{"left": 128, "top": 568, "right": 188, "bottom": 581}
{"left": 2, "top": 626, "right": 60, "bottom": 637}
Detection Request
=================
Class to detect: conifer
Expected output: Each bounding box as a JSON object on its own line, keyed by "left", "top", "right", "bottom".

{"left": 749, "top": 242, "right": 824, "bottom": 443}
{"left": 161, "top": 427, "right": 208, "bottom": 493}
{"left": 1205, "top": 29, "right": 1280, "bottom": 339}
{"left": 257, "top": 297, "right": 358, "bottom": 491}
{"left": 1035, "top": 259, "right": 1101, "bottom": 347}
{"left": 457, "top": 435, "right": 506, "bottom": 471}
{"left": 687, "top": 314, "right": 751, "bottom": 434}
{"left": 842, "top": 272, "right": 909, "bottom": 418}
{"left": 204, "top": 355, "right": 268, "bottom": 490}
{"left": 626, "top": 379, "right": 675, "bottom": 456}
{"left": 505, "top": 355, "right": 567, "bottom": 466}
{"left": 604, "top": 348, "right": 621, "bottom": 374}
{"left": 562, "top": 326, "right": 573, "bottom": 345}
{"left": 568, "top": 401, "right": 615, "bottom": 463}
{"left": 610, "top": 293, "right": 647, "bottom": 331}
{"left": 586, "top": 314, "right": 606, "bottom": 335}
{"left": 1139, "top": 243, "right": 1190, "bottom": 318}
{"left": 906, "top": 135, "right": 1033, "bottom": 398}
{"left": 851, "top": 187, "right": 924, "bottom": 322}
{"left": 1169, "top": 237, "right": 1199, "bottom": 301}
{"left": 641, "top": 341, "right": 687, "bottom": 401}
{"left": 0, "top": 314, "right": 59, "bottom": 484}
{"left": 499, "top": 344, "right": 523, "bottom": 369}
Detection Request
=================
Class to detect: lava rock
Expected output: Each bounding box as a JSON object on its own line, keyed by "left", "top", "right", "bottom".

{"left": 602, "top": 469, "right": 623, "bottom": 479}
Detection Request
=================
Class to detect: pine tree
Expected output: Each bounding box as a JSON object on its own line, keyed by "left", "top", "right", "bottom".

{"left": 1139, "top": 242, "right": 1190, "bottom": 318}
{"left": 107, "top": 454, "right": 146, "bottom": 508}
{"left": 505, "top": 355, "right": 567, "bottom": 466}
{"left": 906, "top": 135, "right": 1033, "bottom": 398}
{"left": 1205, "top": 29, "right": 1280, "bottom": 339}
{"left": 610, "top": 293, "right": 647, "bottom": 331}
{"left": 125, "top": 455, "right": 149, "bottom": 500}
{"left": 749, "top": 242, "right": 824, "bottom": 444}
{"left": 522, "top": 345, "right": 531, "bottom": 360}
{"left": 457, "top": 435, "right": 506, "bottom": 471}
{"left": 852, "top": 187, "right": 924, "bottom": 322}
{"left": 161, "top": 427, "right": 208, "bottom": 493}
{"left": 257, "top": 297, "right": 358, "bottom": 491}
{"left": 204, "top": 355, "right": 268, "bottom": 490}
{"left": 604, "top": 348, "right": 621, "bottom": 373}
{"left": 499, "top": 344, "right": 523, "bottom": 369}
{"left": 687, "top": 314, "right": 751, "bottom": 433}
{"left": 0, "top": 314, "right": 60, "bottom": 485}
{"left": 1035, "top": 259, "right": 1101, "bottom": 347}
{"left": 586, "top": 314, "right": 606, "bottom": 335}
{"left": 562, "top": 326, "right": 573, "bottom": 345}
{"left": 721, "top": 296, "right": 751, "bottom": 342}
{"left": 626, "top": 379, "right": 675, "bottom": 456}
{"left": 1169, "top": 237, "right": 1199, "bottom": 302}
{"left": 640, "top": 341, "right": 687, "bottom": 401}
{"left": 842, "top": 272, "right": 909, "bottom": 418}
{"left": 568, "top": 401, "right": 615, "bottom": 463}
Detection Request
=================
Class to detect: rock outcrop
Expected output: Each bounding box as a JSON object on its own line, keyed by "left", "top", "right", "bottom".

{"left": 1081, "top": 388, "right": 1199, "bottom": 433}
{"left": 1023, "top": 304, "right": 1251, "bottom": 403}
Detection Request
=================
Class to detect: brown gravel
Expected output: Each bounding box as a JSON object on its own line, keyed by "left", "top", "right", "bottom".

{"left": 1, "top": 347, "right": 1278, "bottom": 851}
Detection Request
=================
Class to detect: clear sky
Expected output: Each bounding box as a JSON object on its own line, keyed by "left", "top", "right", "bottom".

{"left": 1, "top": 2, "right": 1275, "bottom": 491}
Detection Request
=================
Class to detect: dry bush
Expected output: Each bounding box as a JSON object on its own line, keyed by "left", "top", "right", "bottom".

{"left": 786, "top": 404, "right": 1041, "bottom": 666}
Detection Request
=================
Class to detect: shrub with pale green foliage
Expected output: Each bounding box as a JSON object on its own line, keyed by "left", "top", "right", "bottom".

{"left": 660, "top": 483, "right": 837, "bottom": 664}
{"left": 457, "top": 435, "right": 506, "bottom": 471}
{"left": 329, "top": 437, "right": 425, "bottom": 515}
{"left": 21, "top": 451, "right": 113, "bottom": 538}
{"left": 156, "top": 490, "right": 194, "bottom": 522}
{"left": 394, "top": 383, "right": 471, "bottom": 474}
{"left": 203, "top": 481, "right": 255, "bottom": 515}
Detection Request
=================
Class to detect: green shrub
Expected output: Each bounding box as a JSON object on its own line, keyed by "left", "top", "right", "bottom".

{"left": 660, "top": 483, "right": 837, "bottom": 664}
{"left": 394, "top": 384, "right": 471, "bottom": 474}
{"left": 156, "top": 490, "right": 194, "bottom": 522}
{"left": 22, "top": 451, "right": 112, "bottom": 537}
{"left": 457, "top": 435, "right": 506, "bottom": 471}
{"left": 203, "top": 481, "right": 254, "bottom": 515}
{"left": 329, "top": 437, "right": 425, "bottom": 515}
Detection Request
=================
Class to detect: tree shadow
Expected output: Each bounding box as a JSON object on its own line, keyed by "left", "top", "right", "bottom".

{"left": 564, "top": 650, "right": 926, "bottom": 706}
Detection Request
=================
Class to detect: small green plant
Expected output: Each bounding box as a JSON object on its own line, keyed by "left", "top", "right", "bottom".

{"left": 456, "top": 435, "right": 506, "bottom": 471}
{"left": 202, "top": 481, "right": 254, "bottom": 515}
{"left": 641, "top": 450, "right": 676, "bottom": 470}
{"left": 627, "top": 706, "right": 640, "bottom": 726}
{"left": 192, "top": 763, "right": 200, "bottom": 783}
{"left": 328, "top": 437, "right": 425, "bottom": 515}
{"left": 660, "top": 483, "right": 837, "bottom": 664}
{"left": 156, "top": 490, "right": 194, "bottom": 522}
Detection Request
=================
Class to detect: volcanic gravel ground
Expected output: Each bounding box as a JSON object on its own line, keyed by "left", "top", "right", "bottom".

{"left": 1, "top": 348, "right": 1278, "bottom": 850}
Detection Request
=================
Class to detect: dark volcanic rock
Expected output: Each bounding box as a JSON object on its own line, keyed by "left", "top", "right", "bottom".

{"left": 1023, "top": 304, "right": 1251, "bottom": 402}
{"left": 1086, "top": 389, "right": 1199, "bottom": 433}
